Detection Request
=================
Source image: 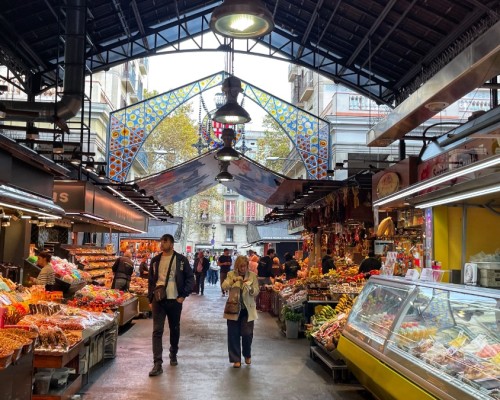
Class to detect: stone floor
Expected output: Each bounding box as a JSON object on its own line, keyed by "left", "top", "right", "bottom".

{"left": 79, "top": 282, "right": 374, "bottom": 400}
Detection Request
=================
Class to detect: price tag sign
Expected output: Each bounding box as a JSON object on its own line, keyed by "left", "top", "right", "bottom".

{"left": 420, "top": 268, "right": 434, "bottom": 281}
{"left": 405, "top": 269, "right": 420, "bottom": 281}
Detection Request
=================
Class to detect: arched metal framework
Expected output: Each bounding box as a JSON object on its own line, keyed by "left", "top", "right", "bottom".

{"left": 107, "top": 71, "right": 330, "bottom": 182}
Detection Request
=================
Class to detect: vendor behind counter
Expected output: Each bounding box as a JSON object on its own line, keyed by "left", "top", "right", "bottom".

{"left": 29, "top": 251, "right": 56, "bottom": 290}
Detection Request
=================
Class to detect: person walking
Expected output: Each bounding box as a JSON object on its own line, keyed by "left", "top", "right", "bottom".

{"left": 193, "top": 250, "right": 210, "bottom": 295}
{"left": 209, "top": 254, "right": 220, "bottom": 285}
{"left": 148, "top": 234, "right": 194, "bottom": 377}
{"left": 111, "top": 250, "right": 134, "bottom": 291}
{"left": 221, "top": 255, "right": 259, "bottom": 368}
{"left": 218, "top": 248, "right": 233, "bottom": 296}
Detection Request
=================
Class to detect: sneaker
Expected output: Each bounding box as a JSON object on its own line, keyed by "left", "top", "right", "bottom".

{"left": 149, "top": 364, "right": 163, "bottom": 376}
{"left": 245, "top": 357, "right": 251, "bottom": 365}
{"left": 169, "top": 353, "right": 178, "bottom": 366}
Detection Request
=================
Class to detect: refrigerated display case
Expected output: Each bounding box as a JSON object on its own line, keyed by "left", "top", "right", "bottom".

{"left": 338, "top": 276, "right": 500, "bottom": 400}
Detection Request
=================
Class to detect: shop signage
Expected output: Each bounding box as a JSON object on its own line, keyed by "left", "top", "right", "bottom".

{"left": 53, "top": 181, "right": 148, "bottom": 232}
{"left": 376, "top": 172, "right": 400, "bottom": 198}
{"left": 371, "top": 157, "right": 418, "bottom": 205}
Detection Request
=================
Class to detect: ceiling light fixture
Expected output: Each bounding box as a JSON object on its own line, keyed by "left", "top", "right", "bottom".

{"left": 1, "top": 217, "right": 10, "bottom": 227}
{"left": 97, "top": 165, "right": 107, "bottom": 180}
{"left": 70, "top": 147, "right": 82, "bottom": 166}
{"left": 216, "top": 161, "right": 234, "bottom": 182}
{"left": 84, "top": 157, "right": 95, "bottom": 172}
{"left": 415, "top": 184, "right": 500, "bottom": 209}
{"left": 0, "top": 103, "right": 6, "bottom": 119}
{"left": 373, "top": 155, "right": 500, "bottom": 207}
{"left": 213, "top": 76, "right": 251, "bottom": 124}
{"left": 216, "top": 128, "right": 241, "bottom": 161}
{"left": 26, "top": 125, "right": 39, "bottom": 140}
{"left": 210, "top": 0, "right": 274, "bottom": 39}
{"left": 53, "top": 134, "right": 64, "bottom": 154}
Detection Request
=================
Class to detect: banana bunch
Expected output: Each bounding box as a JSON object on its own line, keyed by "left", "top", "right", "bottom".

{"left": 376, "top": 216, "right": 395, "bottom": 237}
{"left": 335, "top": 294, "right": 354, "bottom": 314}
{"left": 313, "top": 305, "right": 336, "bottom": 325}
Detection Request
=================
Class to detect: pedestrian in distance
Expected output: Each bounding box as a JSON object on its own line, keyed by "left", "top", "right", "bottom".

{"left": 139, "top": 254, "right": 149, "bottom": 279}
{"left": 193, "top": 250, "right": 210, "bottom": 295}
{"left": 111, "top": 250, "right": 134, "bottom": 291}
{"left": 218, "top": 248, "right": 233, "bottom": 296}
{"left": 148, "top": 234, "right": 194, "bottom": 377}
{"left": 222, "top": 255, "right": 259, "bottom": 368}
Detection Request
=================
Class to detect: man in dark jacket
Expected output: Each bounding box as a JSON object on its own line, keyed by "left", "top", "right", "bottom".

{"left": 148, "top": 234, "right": 194, "bottom": 377}
{"left": 111, "top": 250, "right": 134, "bottom": 291}
{"left": 358, "top": 251, "right": 382, "bottom": 273}
{"left": 193, "top": 250, "right": 210, "bottom": 295}
{"left": 321, "top": 249, "right": 336, "bottom": 275}
{"left": 258, "top": 248, "right": 275, "bottom": 285}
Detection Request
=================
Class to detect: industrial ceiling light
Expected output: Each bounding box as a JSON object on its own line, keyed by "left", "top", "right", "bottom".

{"left": 29, "top": 217, "right": 39, "bottom": 224}
{"left": 84, "top": 157, "right": 95, "bottom": 172}
{"left": 97, "top": 165, "right": 107, "bottom": 180}
{"left": 0, "top": 103, "right": 6, "bottom": 119}
{"left": 216, "top": 128, "right": 241, "bottom": 161}
{"left": 46, "top": 221, "right": 55, "bottom": 228}
{"left": 53, "top": 135, "right": 64, "bottom": 154}
{"left": 216, "top": 161, "right": 234, "bottom": 182}
{"left": 26, "top": 125, "right": 39, "bottom": 140}
{"left": 70, "top": 148, "right": 82, "bottom": 166}
{"left": 213, "top": 76, "right": 251, "bottom": 124}
{"left": 210, "top": 0, "right": 274, "bottom": 39}
{"left": 1, "top": 217, "right": 10, "bottom": 227}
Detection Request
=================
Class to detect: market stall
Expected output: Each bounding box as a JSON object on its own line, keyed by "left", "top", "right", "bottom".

{"left": 338, "top": 275, "right": 500, "bottom": 400}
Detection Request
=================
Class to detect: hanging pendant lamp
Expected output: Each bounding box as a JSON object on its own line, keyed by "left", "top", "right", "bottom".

{"left": 216, "top": 161, "right": 234, "bottom": 182}
{"left": 210, "top": 0, "right": 274, "bottom": 39}
{"left": 216, "top": 128, "right": 241, "bottom": 161}
{"left": 213, "top": 76, "right": 251, "bottom": 124}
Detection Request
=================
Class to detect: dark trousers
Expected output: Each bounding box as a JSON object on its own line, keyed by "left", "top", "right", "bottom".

{"left": 194, "top": 272, "right": 205, "bottom": 294}
{"left": 227, "top": 309, "right": 254, "bottom": 363}
{"left": 152, "top": 299, "right": 183, "bottom": 365}
{"left": 220, "top": 271, "right": 228, "bottom": 294}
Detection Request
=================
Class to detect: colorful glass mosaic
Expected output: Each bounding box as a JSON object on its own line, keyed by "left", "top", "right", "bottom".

{"left": 107, "top": 71, "right": 330, "bottom": 181}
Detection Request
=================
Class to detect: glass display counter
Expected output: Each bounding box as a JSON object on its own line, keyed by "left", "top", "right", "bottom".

{"left": 339, "top": 276, "right": 500, "bottom": 400}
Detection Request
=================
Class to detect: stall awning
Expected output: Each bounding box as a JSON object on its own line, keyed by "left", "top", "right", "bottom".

{"left": 133, "top": 150, "right": 286, "bottom": 207}
{"left": 247, "top": 221, "right": 301, "bottom": 244}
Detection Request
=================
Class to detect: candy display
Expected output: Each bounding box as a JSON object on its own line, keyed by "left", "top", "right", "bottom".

{"left": 67, "top": 285, "right": 134, "bottom": 312}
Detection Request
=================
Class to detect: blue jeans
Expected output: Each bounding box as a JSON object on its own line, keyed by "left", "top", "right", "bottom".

{"left": 208, "top": 269, "right": 218, "bottom": 284}
{"left": 152, "top": 299, "right": 182, "bottom": 365}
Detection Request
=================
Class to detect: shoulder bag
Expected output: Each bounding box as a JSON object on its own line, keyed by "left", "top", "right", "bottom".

{"left": 153, "top": 255, "right": 175, "bottom": 302}
{"left": 224, "top": 286, "right": 241, "bottom": 314}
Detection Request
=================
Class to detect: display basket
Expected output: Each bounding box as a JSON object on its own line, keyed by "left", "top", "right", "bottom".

{"left": 0, "top": 350, "right": 13, "bottom": 369}
{"left": 256, "top": 288, "right": 272, "bottom": 312}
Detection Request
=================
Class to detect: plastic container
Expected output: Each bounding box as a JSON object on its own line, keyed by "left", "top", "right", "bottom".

{"left": 34, "top": 371, "right": 53, "bottom": 394}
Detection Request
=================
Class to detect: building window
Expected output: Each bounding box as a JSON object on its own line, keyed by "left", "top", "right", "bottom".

{"left": 225, "top": 200, "right": 236, "bottom": 222}
{"left": 226, "top": 228, "right": 234, "bottom": 242}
